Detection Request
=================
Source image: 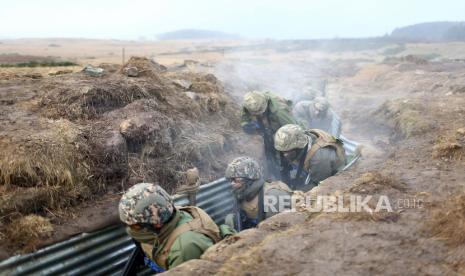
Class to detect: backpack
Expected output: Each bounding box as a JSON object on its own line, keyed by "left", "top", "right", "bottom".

{"left": 154, "top": 206, "right": 221, "bottom": 269}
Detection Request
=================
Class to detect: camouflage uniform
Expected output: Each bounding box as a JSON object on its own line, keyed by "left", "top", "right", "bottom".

{"left": 274, "top": 124, "right": 346, "bottom": 190}
{"left": 293, "top": 97, "right": 342, "bottom": 137}
{"left": 224, "top": 157, "right": 292, "bottom": 230}
{"left": 119, "top": 183, "right": 222, "bottom": 271}
{"left": 241, "top": 91, "right": 298, "bottom": 135}
{"left": 241, "top": 91, "right": 301, "bottom": 177}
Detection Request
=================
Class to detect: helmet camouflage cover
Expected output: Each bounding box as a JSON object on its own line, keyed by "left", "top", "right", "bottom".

{"left": 313, "top": 97, "right": 329, "bottom": 112}
{"left": 119, "top": 183, "right": 174, "bottom": 226}
{"left": 274, "top": 124, "right": 310, "bottom": 152}
{"left": 225, "top": 156, "right": 263, "bottom": 180}
{"left": 243, "top": 91, "right": 268, "bottom": 115}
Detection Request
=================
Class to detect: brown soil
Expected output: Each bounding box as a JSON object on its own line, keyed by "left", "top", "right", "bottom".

{"left": 0, "top": 56, "right": 262, "bottom": 258}
{"left": 166, "top": 58, "right": 465, "bottom": 275}
{"left": 1, "top": 41, "right": 465, "bottom": 274}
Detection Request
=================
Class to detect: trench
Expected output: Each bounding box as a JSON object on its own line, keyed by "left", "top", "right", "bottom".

{"left": 0, "top": 133, "right": 360, "bottom": 276}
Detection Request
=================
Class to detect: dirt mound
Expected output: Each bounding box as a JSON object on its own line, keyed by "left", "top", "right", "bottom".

{"left": 0, "top": 56, "right": 254, "bottom": 256}
{"left": 0, "top": 118, "right": 87, "bottom": 188}
{"left": 374, "top": 99, "right": 435, "bottom": 138}
{"left": 39, "top": 79, "right": 153, "bottom": 120}
{"left": 349, "top": 172, "right": 406, "bottom": 194}
{"left": 120, "top": 56, "right": 166, "bottom": 79}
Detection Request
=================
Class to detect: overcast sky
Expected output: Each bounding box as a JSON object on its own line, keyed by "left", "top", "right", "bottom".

{"left": 1, "top": 0, "right": 464, "bottom": 40}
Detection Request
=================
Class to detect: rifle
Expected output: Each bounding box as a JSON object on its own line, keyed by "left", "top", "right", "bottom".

{"left": 122, "top": 240, "right": 145, "bottom": 276}
{"left": 233, "top": 197, "right": 242, "bottom": 232}
{"left": 256, "top": 117, "right": 279, "bottom": 176}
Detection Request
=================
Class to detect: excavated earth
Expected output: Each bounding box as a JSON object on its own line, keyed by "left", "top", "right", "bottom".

{"left": 1, "top": 50, "right": 464, "bottom": 275}
{"left": 0, "top": 57, "right": 264, "bottom": 259}
{"left": 166, "top": 59, "right": 465, "bottom": 275}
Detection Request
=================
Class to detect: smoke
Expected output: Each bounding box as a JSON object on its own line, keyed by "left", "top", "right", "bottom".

{"left": 213, "top": 56, "right": 327, "bottom": 103}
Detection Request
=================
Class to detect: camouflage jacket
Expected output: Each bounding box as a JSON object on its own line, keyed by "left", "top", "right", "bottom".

{"left": 241, "top": 92, "right": 299, "bottom": 135}
{"left": 141, "top": 210, "right": 214, "bottom": 270}
{"left": 226, "top": 180, "right": 293, "bottom": 230}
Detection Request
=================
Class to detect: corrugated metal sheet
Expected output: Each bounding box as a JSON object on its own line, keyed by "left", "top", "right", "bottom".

{"left": 0, "top": 178, "right": 233, "bottom": 276}
{"left": 0, "top": 140, "right": 360, "bottom": 276}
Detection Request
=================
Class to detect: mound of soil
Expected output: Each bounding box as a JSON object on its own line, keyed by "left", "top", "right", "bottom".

{"left": 166, "top": 58, "right": 465, "bottom": 276}
{"left": 0, "top": 57, "right": 260, "bottom": 257}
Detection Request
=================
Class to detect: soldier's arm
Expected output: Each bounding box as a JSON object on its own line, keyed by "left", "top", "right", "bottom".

{"left": 167, "top": 232, "right": 214, "bottom": 269}
{"left": 240, "top": 107, "right": 253, "bottom": 127}
{"left": 241, "top": 108, "right": 260, "bottom": 134}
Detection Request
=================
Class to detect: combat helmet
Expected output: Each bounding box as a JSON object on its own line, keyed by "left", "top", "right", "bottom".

{"left": 225, "top": 156, "right": 263, "bottom": 181}
{"left": 313, "top": 97, "right": 329, "bottom": 113}
{"left": 243, "top": 91, "right": 268, "bottom": 115}
{"left": 119, "top": 183, "right": 174, "bottom": 226}
{"left": 274, "top": 124, "right": 311, "bottom": 152}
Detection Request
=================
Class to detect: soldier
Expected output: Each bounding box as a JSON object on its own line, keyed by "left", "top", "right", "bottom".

{"left": 224, "top": 156, "right": 293, "bottom": 230}
{"left": 119, "top": 183, "right": 233, "bottom": 272}
{"left": 293, "top": 97, "right": 342, "bottom": 137}
{"left": 274, "top": 124, "right": 346, "bottom": 191}
{"left": 241, "top": 90, "right": 300, "bottom": 177}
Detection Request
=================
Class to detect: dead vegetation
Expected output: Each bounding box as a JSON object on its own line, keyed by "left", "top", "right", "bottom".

{"left": 432, "top": 130, "right": 465, "bottom": 160}
{"left": 425, "top": 193, "right": 465, "bottom": 247}
{"left": 350, "top": 172, "right": 406, "bottom": 194}
{"left": 39, "top": 80, "right": 152, "bottom": 120}
{"left": 375, "top": 99, "right": 434, "bottom": 138}
{"left": 0, "top": 56, "right": 248, "bottom": 255}
{"left": 4, "top": 215, "right": 54, "bottom": 253}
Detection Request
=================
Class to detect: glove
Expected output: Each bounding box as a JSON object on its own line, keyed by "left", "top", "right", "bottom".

{"left": 242, "top": 122, "right": 259, "bottom": 134}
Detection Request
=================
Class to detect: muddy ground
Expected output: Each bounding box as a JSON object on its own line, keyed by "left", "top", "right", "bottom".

{"left": 1, "top": 40, "right": 464, "bottom": 274}
{"left": 166, "top": 53, "right": 465, "bottom": 275}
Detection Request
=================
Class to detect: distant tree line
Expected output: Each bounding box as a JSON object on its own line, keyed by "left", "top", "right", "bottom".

{"left": 391, "top": 22, "right": 465, "bottom": 42}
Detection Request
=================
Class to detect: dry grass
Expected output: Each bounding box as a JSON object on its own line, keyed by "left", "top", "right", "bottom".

{"left": 5, "top": 215, "right": 54, "bottom": 252}
{"left": 120, "top": 56, "right": 166, "bottom": 79}
{"left": 432, "top": 132, "right": 464, "bottom": 160}
{"left": 432, "top": 142, "right": 463, "bottom": 160}
{"left": 0, "top": 119, "right": 93, "bottom": 215}
{"left": 0, "top": 119, "right": 87, "bottom": 188}
{"left": 350, "top": 172, "right": 406, "bottom": 194}
{"left": 375, "top": 99, "right": 433, "bottom": 138}
{"left": 425, "top": 193, "right": 465, "bottom": 247}
{"left": 39, "top": 80, "right": 151, "bottom": 120}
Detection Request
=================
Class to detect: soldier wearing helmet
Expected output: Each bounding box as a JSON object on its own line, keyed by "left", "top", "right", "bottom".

{"left": 119, "top": 183, "right": 227, "bottom": 271}
{"left": 241, "top": 90, "right": 301, "bottom": 177}
{"left": 224, "top": 156, "right": 292, "bottom": 230}
{"left": 293, "top": 97, "right": 342, "bottom": 137}
{"left": 274, "top": 124, "right": 346, "bottom": 190}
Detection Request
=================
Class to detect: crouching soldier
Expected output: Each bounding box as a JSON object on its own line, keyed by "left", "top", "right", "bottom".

{"left": 241, "top": 90, "right": 300, "bottom": 176}
{"left": 119, "top": 183, "right": 232, "bottom": 272}
{"left": 224, "top": 156, "right": 293, "bottom": 230}
{"left": 274, "top": 124, "right": 346, "bottom": 191}
{"left": 293, "top": 97, "right": 342, "bottom": 137}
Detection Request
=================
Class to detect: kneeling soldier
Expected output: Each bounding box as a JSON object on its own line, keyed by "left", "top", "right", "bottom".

{"left": 274, "top": 124, "right": 346, "bottom": 190}
{"left": 225, "top": 156, "right": 293, "bottom": 230}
